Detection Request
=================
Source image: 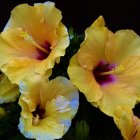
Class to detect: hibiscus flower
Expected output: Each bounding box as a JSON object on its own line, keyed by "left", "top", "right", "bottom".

{"left": 68, "top": 16, "right": 140, "bottom": 116}
{"left": 18, "top": 76, "right": 79, "bottom": 140}
{"left": 0, "top": 1, "right": 69, "bottom": 84}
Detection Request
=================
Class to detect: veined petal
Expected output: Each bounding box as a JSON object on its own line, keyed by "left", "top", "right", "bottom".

{"left": 40, "top": 77, "right": 79, "bottom": 113}
{"left": 19, "top": 116, "right": 64, "bottom": 140}
{"left": 77, "top": 26, "right": 108, "bottom": 70}
{"left": 113, "top": 106, "right": 140, "bottom": 140}
{"left": 18, "top": 76, "right": 79, "bottom": 140}
{"left": 0, "top": 28, "right": 40, "bottom": 61}
{"left": 117, "top": 57, "right": 140, "bottom": 102}
{"left": 99, "top": 82, "right": 137, "bottom": 116}
{"left": 105, "top": 30, "right": 140, "bottom": 64}
{"left": 19, "top": 75, "right": 49, "bottom": 111}
{"left": 19, "top": 74, "right": 49, "bottom": 95}
{"left": 43, "top": 1, "right": 62, "bottom": 44}
{"left": 0, "top": 74, "right": 19, "bottom": 103}
{"left": 4, "top": 2, "right": 62, "bottom": 45}
{"left": 35, "top": 22, "right": 69, "bottom": 75}
{"left": 68, "top": 54, "right": 103, "bottom": 102}
{"left": 1, "top": 58, "right": 39, "bottom": 84}
{"left": 19, "top": 97, "right": 33, "bottom": 120}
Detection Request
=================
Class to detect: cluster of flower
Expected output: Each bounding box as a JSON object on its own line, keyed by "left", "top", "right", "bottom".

{"left": 0, "top": 1, "right": 140, "bottom": 140}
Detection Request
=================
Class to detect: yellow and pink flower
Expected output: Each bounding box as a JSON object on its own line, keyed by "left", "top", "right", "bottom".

{"left": 114, "top": 106, "right": 140, "bottom": 140}
{"left": 68, "top": 16, "right": 140, "bottom": 116}
{"left": 18, "top": 76, "right": 79, "bottom": 140}
{"left": 0, "top": 1, "right": 69, "bottom": 84}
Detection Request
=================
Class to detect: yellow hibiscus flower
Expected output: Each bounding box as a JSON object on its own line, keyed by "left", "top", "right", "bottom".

{"left": 114, "top": 106, "right": 140, "bottom": 140}
{"left": 0, "top": 73, "right": 19, "bottom": 103}
{"left": 68, "top": 16, "right": 140, "bottom": 116}
{"left": 0, "top": 1, "right": 69, "bottom": 84}
{"left": 18, "top": 76, "right": 79, "bottom": 140}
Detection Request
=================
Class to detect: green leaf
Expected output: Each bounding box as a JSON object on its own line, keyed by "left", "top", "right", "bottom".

{"left": 69, "top": 27, "right": 75, "bottom": 40}
{"left": 0, "top": 107, "right": 6, "bottom": 118}
{"left": 75, "top": 120, "right": 89, "bottom": 140}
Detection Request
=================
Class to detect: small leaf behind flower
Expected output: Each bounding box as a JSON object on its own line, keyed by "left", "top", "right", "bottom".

{"left": 75, "top": 120, "right": 89, "bottom": 140}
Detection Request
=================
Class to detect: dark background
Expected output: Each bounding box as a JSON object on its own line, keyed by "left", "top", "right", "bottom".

{"left": 0, "top": 0, "right": 140, "bottom": 140}
{"left": 0, "top": 0, "right": 140, "bottom": 34}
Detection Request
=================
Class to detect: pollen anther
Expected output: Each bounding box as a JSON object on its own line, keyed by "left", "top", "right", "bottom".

{"left": 32, "top": 113, "right": 40, "bottom": 126}
{"left": 100, "top": 65, "right": 125, "bottom": 76}
{"left": 20, "top": 31, "right": 49, "bottom": 54}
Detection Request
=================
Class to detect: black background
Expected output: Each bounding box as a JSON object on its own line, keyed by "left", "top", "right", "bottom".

{"left": 0, "top": 0, "right": 140, "bottom": 139}
{"left": 0, "top": 0, "right": 140, "bottom": 34}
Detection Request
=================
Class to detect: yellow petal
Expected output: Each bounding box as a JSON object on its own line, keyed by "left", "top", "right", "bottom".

{"left": 19, "top": 97, "right": 33, "bottom": 120}
{"left": 114, "top": 106, "right": 140, "bottom": 140}
{"left": 35, "top": 22, "right": 70, "bottom": 75}
{"left": 43, "top": 2, "right": 62, "bottom": 44}
{"left": 43, "top": 77, "right": 78, "bottom": 104}
{"left": 68, "top": 54, "right": 103, "bottom": 102}
{"left": 117, "top": 57, "right": 140, "bottom": 102}
{"left": 0, "top": 74, "right": 19, "bottom": 103}
{"left": 91, "top": 15, "right": 105, "bottom": 27}
{"left": 105, "top": 30, "right": 140, "bottom": 64}
{"left": 99, "top": 82, "right": 137, "bottom": 116}
{"left": 4, "top": 2, "right": 61, "bottom": 45}
{"left": 19, "top": 116, "right": 64, "bottom": 140}
{"left": 77, "top": 26, "right": 108, "bottom": 70}
{"left": 19, "top": 74, "right": 49, "bottom": 111}
{"left": 1, "top": 58, "right": 39, "bottom": 84}
{"left": 0, "top": 28, "right": 40, "bottom": 61}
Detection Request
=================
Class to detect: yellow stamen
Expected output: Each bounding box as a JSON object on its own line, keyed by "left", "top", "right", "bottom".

{"left": 100, "top": 65, "right": 125, "bottom": 76}
{"left": 20, "top": 31, "right": 49, "bottom": 54}
{"left": 32, "top": 113, "right": 40, "bottom": 126}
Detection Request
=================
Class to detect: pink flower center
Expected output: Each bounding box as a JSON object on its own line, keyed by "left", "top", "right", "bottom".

{"left": 37, "top": 41, "right": 51, "bottom": 60}
{"left": 93, "top": 60, "right": 116, "bottom": 86}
